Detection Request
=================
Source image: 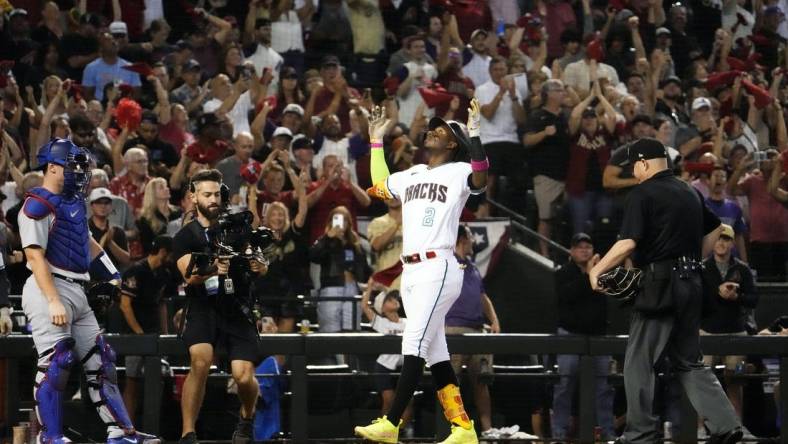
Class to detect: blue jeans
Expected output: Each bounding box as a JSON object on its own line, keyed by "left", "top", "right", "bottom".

{"left": 552, "top": 328, "right": 616, "bottom": 439}
{"left": 568, "top": 192, "right": 613, "bottom": 235}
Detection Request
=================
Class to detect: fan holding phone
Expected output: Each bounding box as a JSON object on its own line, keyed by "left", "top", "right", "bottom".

{"left": 309, "top": 206, "right": 370, "bottom": 333}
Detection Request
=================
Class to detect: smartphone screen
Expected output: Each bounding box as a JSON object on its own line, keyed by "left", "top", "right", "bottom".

{"left": 332, "top": 214, "right": 344, "bottom": 229}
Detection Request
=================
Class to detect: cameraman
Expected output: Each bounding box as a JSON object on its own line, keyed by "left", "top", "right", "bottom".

{"left": 173, "top": 169, "right": 268, "bottom": 444}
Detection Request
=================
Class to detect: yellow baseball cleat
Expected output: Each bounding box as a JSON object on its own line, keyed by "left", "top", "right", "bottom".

{"left": 354, "top": 416, "right": 400, "bottom": 443}
{"left": 439, "top": 421, "right": 478, "bottom": 444}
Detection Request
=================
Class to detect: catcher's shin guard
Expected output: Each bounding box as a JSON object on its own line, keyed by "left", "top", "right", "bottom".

{"left": 82, "top": 335, "right": 135, "bottom": 434}
{"left": 35, "top": 338, "right": 76, "bottom": 444}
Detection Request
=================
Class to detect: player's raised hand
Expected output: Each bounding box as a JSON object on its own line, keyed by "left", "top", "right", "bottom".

{"left": 467, "top": 98, "right": 481, "bottom": 138}
{"left": 48, "top": 299, "right": 67, "bottom": 326}
{"left": 369, "top": 105, "right": 392, "bottom": 141}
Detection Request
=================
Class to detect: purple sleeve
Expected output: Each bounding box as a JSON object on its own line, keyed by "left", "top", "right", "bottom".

{"left": 463, "top": 47, "right": 473, "bottom": 66}
{"left": 348, "top": 134, "right": 369, "bottom": 160}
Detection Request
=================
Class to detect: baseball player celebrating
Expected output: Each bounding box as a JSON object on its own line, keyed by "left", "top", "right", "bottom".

{"left": 19, "top": 138, "right": 159, "bottom": 444}
{"left": 354, "top": 99, "right": 487, "bottom": 444}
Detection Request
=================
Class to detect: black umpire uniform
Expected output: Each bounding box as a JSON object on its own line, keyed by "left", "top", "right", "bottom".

{"left": 604, "top": 139, "right": 741, "bottom": 444}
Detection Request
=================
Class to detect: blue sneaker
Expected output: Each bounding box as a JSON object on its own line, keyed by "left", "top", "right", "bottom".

{"left": 107, "top": 430, "right": 161, "bottom": 444}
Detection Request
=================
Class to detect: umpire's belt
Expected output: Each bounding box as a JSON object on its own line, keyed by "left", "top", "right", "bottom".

{"left": 53, "top": 273, "right": 89, "bottom": 289}
{"left": 646, "top": 256, "right": 703, "bottom": 279}
{"left": 401, "top": 249, "right": 453, "bottom": 264}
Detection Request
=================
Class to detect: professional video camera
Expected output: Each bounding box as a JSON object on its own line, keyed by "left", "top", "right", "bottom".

{"left": 185, "top": 185, "right": 276, "bottom": 279}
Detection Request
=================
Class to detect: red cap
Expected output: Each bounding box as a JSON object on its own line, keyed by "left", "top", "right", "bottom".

{"left": 240, "top": 160, "right": 263, "bottom": 184}
{"left": 586, "top": 35, "right": 605, "bottom": 63}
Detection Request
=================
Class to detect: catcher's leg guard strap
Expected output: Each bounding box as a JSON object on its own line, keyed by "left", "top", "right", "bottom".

{"left": 83, "top": 335, "right": 135, "bottom": 433}
{"left": 35, "top": 338, "right": 76, "bottom": 442}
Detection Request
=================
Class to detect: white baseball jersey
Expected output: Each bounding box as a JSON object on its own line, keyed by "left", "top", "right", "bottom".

{"left": 385, "top": 162, "right": 479, "bottom": 254}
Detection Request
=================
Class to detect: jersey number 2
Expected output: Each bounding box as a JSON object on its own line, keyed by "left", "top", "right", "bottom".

{"left": 422, "top": 207, "right": 435, "bottom": 227}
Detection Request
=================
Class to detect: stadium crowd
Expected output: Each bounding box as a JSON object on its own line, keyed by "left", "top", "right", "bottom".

{"left": 0, "top": 0, "right": 787, "bottom": 441}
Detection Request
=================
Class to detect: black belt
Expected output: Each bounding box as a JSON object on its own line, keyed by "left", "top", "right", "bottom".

{"left": 52, "top": 273, "right": 89, "bottom": 287}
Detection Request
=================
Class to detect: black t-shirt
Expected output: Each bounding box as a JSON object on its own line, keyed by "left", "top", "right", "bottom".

{"left": 172, "top": 219, "right": 251, "bottom": 301}
{"left": 124, "top": 137, "right": 179, "bottom": 168}
{"left": 254, "top": 224, "right": 311, "bottom": 299}
{"left": 525, "top": 108, "right": 570, "bottom": 180}
{"left": 88, "top": 219, "right": 129, "bottom": 268}
{"left": 120, "top": 259, "right": 172, "bottom": 333}
{"left": 137, "top": 209, "right": 183, "bottom": 255}
{"left": 619, "top": 170, "right": 720, "bottom": 266}
{"left": 59, "top": 32, "right": 98, "bottom": 80}
{"left": 586, "top": 149, "right": 602, "bottom": 191}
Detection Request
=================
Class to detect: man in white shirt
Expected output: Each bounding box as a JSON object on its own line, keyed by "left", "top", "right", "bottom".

{"left": 475, "top": 56, "right": 527, "bottom": 209}
{"left": 563, "top": 56, "right": 620, "bottom": 99}
{"left": 396, "top": 35, "right": 438, "bottom": 127}
{"left": 246, "top": 18, "right": 284, "bottom": 95}
{"left": 203, "top": 74, "right": 255, "bottom": 137}
{"left": 463, "top": 29, "right": 493, "bottom": 88}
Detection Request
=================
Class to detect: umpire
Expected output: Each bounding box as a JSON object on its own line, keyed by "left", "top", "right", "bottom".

{"left": 589, "top": 138, "right": 742, "bottom": 444}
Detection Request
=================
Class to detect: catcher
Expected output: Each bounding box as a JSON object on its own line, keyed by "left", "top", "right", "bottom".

{"left": 589, "top": 138, "right": 742, "bottom": 444}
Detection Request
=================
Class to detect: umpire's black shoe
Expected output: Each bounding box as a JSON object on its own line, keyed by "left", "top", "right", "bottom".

{"left": 708, "top": 428, "right": 743, "bottom": 444}
{"left": 232, "top": 418, "right": 254, "bottom": 444}
{"left": 178, "top": 432, "right": 199, "bottom": 444}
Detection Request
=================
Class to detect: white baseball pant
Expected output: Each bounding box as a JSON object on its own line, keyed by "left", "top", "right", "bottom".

{"left": 399, "top": 255, "right": 464, "bottom": 366}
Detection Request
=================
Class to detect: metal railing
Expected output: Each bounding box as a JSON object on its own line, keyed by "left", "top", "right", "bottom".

{"left": 3, "top": 333, "right": 788, "bottom": 444}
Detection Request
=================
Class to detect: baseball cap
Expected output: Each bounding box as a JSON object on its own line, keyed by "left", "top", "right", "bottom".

{"left": 281, "top": 66, "right": 298, "bottom": 80}
{"left": 283, "top": 103, "right": 304, "bottom": 117}
{"left": 692, "top": 97, "right": 712, "bottom": 111}
{"left": 8, "top": 9, "right": 28, "bottom": 19}
{"left": 625, "top": 137, "right": 668, "bottom": 164}
{"left": 89, "top": 187, "right": 113, "bottom": 203}
{"left": 765, "top": 5, "right": 785, "bottom": 16}
{"left": 272, "top": 126, "right": 293, "bottom": 139}
{"left": 373, "top": 291, "right": 388, "bottom": 315}
{"left": 656, "top": 27, "right": 671, "bottom": 37}
{"left": 80, "top": 13, "right": 102, "bottom": 28}
{"left": 292, "top": 135, "right": 313, "bottom": 150}
{"left": 197, "top": 113, "right": 222, "bottom": 131}
{"left": 175, "top": 40, "right": 193, "bottom": 51}
{"left": 582, "top": 107, "right": 597, "bottom": 119}
{"left": 109, "top": 21, "right": 128, "bottom": 35}
{"left": 631, "top": 113, "right": 653, "bottom": 127}
{"left": 470, "top": 28, "right": 489, "bottom": 40}
{"left": 616, "top": 9, "right": 636, "bottom": 22}
{"left": 571, "top": 232, "right": 593, "bottom": 246}
{"left": 184, "top": 59, "right": 201, "bottom": 72}
{"left": 151, "top": 235, "right": 173, "bottom": 253}
{"left": 321, "top": 55, "right": 340, "bottom": 68}
{"left": 719, "top": 224, "right": 735, "bottom": 239}
{"left": 428, "top": 117, "right": 470, "bottom": 152}
{"left": 659, "top": 75, "right": 682, "bottom": 89}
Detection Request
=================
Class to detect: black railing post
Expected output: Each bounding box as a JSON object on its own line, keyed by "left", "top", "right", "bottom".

{"left": 780, "top": 357, "right": 788, "bottom": 444}
{"left": 5, "top": 358, "right": 20, "bottom": 430}
{"left": 578, "top": 355, "right": 596, "bottom": 444}
{"left": 290, "top": 354, "right": 308, "bottom": 444}
{"left": 142, "top": 354, "right": 162, "bottom": 434}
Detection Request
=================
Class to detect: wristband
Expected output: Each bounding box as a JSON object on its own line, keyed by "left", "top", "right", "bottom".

{"left": 371, "top": 143, "right": 384, "bottom": 148}
{"left": 471, "top": 158, "right": 490, "bottom": 172}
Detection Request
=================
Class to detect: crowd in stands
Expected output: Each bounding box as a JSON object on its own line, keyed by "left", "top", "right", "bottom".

{"left": 0, "top": 0, "right": 787, "bottom": 440}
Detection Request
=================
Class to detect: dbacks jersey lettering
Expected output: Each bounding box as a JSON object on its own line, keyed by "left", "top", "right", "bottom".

{"left": 386, "top": 162, "right": 479, "bottom": 253}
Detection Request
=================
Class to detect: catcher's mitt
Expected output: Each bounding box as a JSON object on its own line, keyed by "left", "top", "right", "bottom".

{"left": 597, "top": 266, "right": 642, "bottom": 302}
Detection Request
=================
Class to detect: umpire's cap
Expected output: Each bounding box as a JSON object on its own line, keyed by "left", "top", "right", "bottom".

{"left": 428, "top": 116, "right": 471, "bottom": 151}
{"left": 623, "top": 137, "right": 668, "bottom": 165}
